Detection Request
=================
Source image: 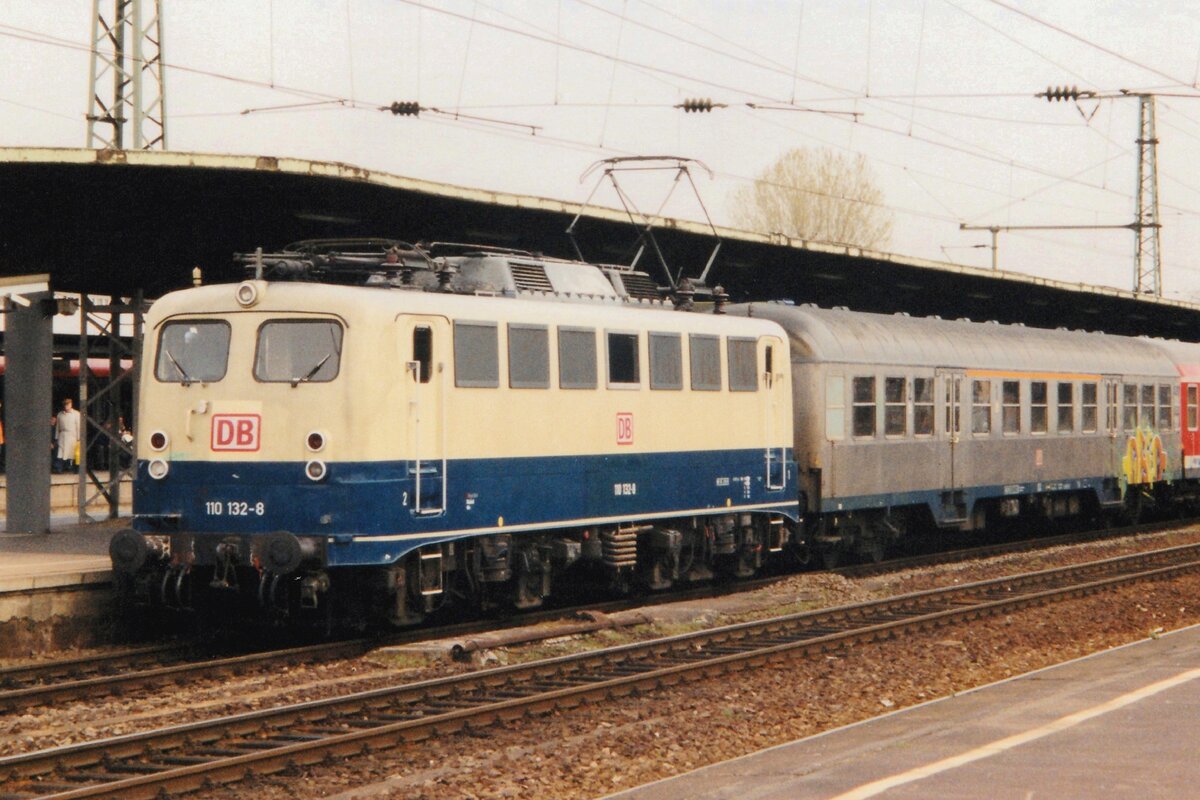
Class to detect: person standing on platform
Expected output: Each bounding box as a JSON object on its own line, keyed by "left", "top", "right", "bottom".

{"left": 54, "top": 398, "right": 81, "bottom": 474}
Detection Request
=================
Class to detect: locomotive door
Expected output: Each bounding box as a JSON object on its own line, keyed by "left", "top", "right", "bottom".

{"left": 936, "top": 369, "right": 966, "bottom": 520}
{"left": 403, "top": 315, "right": 448, "bottom": 515}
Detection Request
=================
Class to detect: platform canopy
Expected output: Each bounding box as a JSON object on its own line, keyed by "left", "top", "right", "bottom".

{"left": 1, "top": 146, "right": 1198, "bottom": 339}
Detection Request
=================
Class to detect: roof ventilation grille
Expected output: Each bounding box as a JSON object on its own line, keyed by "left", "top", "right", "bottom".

{"left": 618, "top": 272, "right": 663, "bottom": 302}
{"left": 510, "top": 262, "right": 554, "bottom": 293}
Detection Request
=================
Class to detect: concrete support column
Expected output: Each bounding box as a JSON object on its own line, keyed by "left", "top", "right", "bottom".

{"left": 5, "top": 291, "right": 53, "bottom": 534}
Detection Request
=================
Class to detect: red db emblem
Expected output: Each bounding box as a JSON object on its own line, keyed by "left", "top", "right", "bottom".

{"left": 616, "top": 412, "right": 634, "bottom": 446}
{"left": 211, "top": 414, "right": 261, "bottom": 451}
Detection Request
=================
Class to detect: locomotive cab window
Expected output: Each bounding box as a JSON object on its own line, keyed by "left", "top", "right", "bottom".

{"left": 508, "top": 324, "right": 550, "bottom": 389}
{"left": 156, "top": 320, "right": 231, "bottom": 383}
{"left": 649, "top": 332, "right": 682, "bottom": 390}
{"left": 454, "top": 321, "right": 499, "bottom": 388}
{"left": 690, "top": 334, "right": 721, "bottom": 391}
{"left": 558, "top": 327, "right": 597, "bottom": 389}
{"left": 606, "top": 331, "right": 640, "bottom": 387}
{"left": 728, "top": 338, "right": 758, "bottom": 392}
{"left": 254, "top": 320, "right": 343, "bottom": 384}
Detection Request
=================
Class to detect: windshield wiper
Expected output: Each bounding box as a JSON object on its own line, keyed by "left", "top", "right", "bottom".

{"left": 292, "top": 352, "right": 332, "bottom": 386}
{"left": 163, "top": 347, "right": 193, "bottom": 385}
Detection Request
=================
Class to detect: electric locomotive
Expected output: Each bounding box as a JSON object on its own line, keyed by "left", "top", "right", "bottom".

{"left": 109, "top": 241, "right": 799, "bottom": 626}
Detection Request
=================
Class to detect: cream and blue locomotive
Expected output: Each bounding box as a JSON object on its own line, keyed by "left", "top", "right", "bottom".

{"left": 110, "top": 242, "right": 799, "bottom": 625}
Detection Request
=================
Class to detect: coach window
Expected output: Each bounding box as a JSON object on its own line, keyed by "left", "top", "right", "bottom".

{"left": 1141, "top": 384, "right": 1156, "bottom": 428}
{"left": 1031, "top": 381, "right": 1048, "bottom": 434}
{"left": 1081, "top": 383, "right": 1098, "bottom": 433}
{"left": 1002, "top": 380, "right": 1021, "bottom": 434}
{"left": 690, "top": 334, "right": 721, "bottom": 391}
{"left": 558, "top": 327, "right": 597, "bottom": 389}
{"left": 1189, "top": 386, "right": 1199, "bottom": 431}
{"left": 826, "top": 376, "right": 846, "bottom": 441}
{"left": 1106, "top": 383, "right": 1119, "bottom": 433}
{"left": 508, "top": 324, "right": 550, "bottom": 389}
{"left": 254, "top": 320, "right": 343, "bottom": 384}
{"left": 1174, "top": 385, "right": 1181, "bottom": 430}
{"left": 971, "top": 379, "right": 991, "bottom": 435}
{"left": 1123, "top": 384, "right": 1138, "bottom": 430}
{"left": 913, "top": 378, "right": 934, "bottom": 436}
{"left": 156, "top": 320, "right": 231, "bottom": 383}
{"left": 649, "top": 333, "right": 683, "bottom": 390}
{"left": 1057, "top": 382, "right": 1074, "bottom": 434}
{"left": 607, "top": 331, "right": 640, "bottom": 387}
{"left": 944, "top": 378, "right": 961, "bottom": 435}
{"left": 728, "top": 337, "right": 758, "bottom": 392}
{"left": 884, "top": 377, "right": 907, "bottom": 436}
{"left": 1159, "top": 384, "right": 1173, "bottom": 430}
{"left": 454, "top": 321, "right": 499, "bottom": 388}
{"left": 852, "top": 377, "right": 876, "bottom": 438}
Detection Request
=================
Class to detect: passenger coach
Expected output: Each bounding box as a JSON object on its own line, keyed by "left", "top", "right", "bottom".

{"left": 732, "top": 303, "right": 1184, "bottom": 565}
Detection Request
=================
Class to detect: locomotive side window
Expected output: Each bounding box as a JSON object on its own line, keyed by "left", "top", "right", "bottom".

{"left": 606, "top": 332, "right": 640, "bottom": 386}
{"left": 649, "top": 333, "right": 683, "bottom": 390}
{"left": 1057, "top": 382, "right": 1074, "bottom": 434}
{"left": 1159, "top": 384, "right": 1173, "bottom": 430}
{"left": 412, "top": 326, "right": 432, "bottom": 383}
{"left": 1142, "top": 384, "right": 1156, "bottom": 428}
{"left": 253, "top": 320, "right": 342, "bottom": 384}
{"left": 508, "top": 324, "right": 550, "bottom": 389}
{"left": 913, "top": 378, "right": 934, "bottom": 436}
{"left": 1031, "top": 381, "right": 1048, "bottom": 434}
{"left": 156, "top": 320, "right": 231, "bottom": 383}
{"left": 826, "top": 376, "right": 845, "bottom": 441}
{"left": 1081, "top": 383, "right": 1098, "bottom": 433}
{"left": 689, "top": 334, "right": 721, "bottom": 391}
{"left": 852, "top": 377, "right": 876, "bottom": 438}
{"left": 1123, "top": 384, "right": 1138, "bottom": 431}
{"left": 884, "top": 377, "right": 906, "bottom": 436}
{"left": 971, "top": 379, "right": 991, "bottom": 435}
{"left": 1189, "top": 385, "right": 1198, "bottom": 431}
{"left": 558, "top": 327, "right": 597, "bottom": 389}
{"left": 1001, "top": 381, "right": 1021, "bottom": 434}
{"left": 454, "top": 321, "right": 499, "bottom": 388}
{"left": 727, "top": 338, "right": 758, "bottom": 392}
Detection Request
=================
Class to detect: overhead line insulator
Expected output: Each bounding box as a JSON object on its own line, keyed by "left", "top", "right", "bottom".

{"left": 1041, "top": 85, "right": 1094, "bottom": 102}
{"left": 387, "top": 101, "right": 421, "bottom": 116}
{"left": 678, "top": 97, "right": 716, "bottom": 113}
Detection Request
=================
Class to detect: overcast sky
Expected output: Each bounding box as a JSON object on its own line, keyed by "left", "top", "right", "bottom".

{"left": 3, "top": 1, "right": 1200, "bottom": 300}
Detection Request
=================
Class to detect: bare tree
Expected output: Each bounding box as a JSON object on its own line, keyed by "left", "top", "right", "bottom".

{"left": 729, "top": 147, "right": 893, "bottom": 250}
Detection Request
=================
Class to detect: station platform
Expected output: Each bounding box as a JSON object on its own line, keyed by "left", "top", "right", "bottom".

{"left": 612, "top": 625, "right": 1200, "bottom": 799}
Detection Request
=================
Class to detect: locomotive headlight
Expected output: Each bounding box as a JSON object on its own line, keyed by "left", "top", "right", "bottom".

{"left": 235, "top": 281, "right": 261, "bottom": 307}
{"left": 147, "top": 458, "right": 170, "bottom": 480}
{"left": 149, "top": 431, "right": 169, "bottom": 451}
{"left": 305, "top": 459, "right": 327, "bottom": 482}
{"left": 305, "top": 430, "right": 327, "bottom": 452}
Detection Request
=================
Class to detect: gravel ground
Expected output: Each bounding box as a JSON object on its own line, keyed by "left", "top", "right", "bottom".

{"left": 5, "top": 527, "right": 1200, "bottom": 798}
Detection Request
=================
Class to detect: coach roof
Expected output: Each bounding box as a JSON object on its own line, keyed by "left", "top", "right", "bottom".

{"left": 731, "top": 302, "right": 1177, "bottom": 377}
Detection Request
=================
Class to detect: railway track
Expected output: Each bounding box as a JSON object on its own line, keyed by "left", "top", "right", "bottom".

{"left": 2, "top": 518, "right": 1191, "bottom": 714}
{"left": 3, "top": 541, "right": 1199, "bottom": 800}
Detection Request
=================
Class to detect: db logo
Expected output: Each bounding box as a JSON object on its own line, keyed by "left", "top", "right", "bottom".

{"left": 211, "top": 414, "right": 261, "bottom": 451}
{"left": 616, "top": 412, "right": 634, "bottom": 446}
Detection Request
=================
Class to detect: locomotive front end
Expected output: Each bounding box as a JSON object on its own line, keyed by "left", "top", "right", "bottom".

{"left": 111, "top": 279, "right": 354, "bottom": 621}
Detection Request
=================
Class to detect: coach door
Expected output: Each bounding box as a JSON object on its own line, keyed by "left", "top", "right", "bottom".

{"left": 937, "top": 369, "right": 966, "bottom": 520}
{"left": 403, "top": 316, "right": 448, "bottom": 515}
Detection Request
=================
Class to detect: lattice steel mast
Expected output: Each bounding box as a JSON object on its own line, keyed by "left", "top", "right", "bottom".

{"left": 86, "top": 0, "right": 167, "bottom": 150}
{"left": 1133, "top": 94, "right": 1162, "bottom": 295}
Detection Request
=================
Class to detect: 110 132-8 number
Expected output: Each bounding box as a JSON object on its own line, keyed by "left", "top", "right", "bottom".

{"left": 205, "top": 501, "right": 266, "bottom": 516}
